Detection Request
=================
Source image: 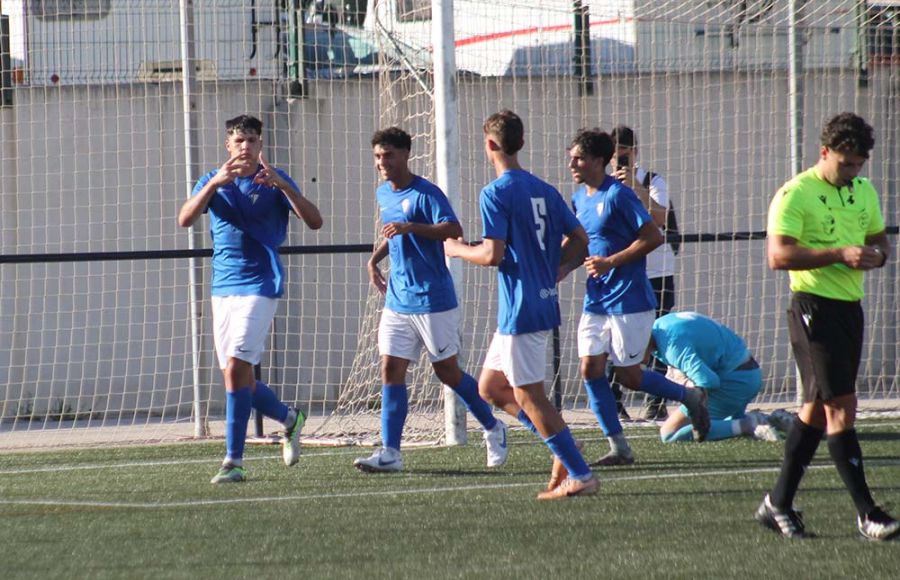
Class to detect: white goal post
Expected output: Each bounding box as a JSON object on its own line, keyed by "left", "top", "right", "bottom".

{"left": 1, "top": 0, "right": 898, "bottom": 450}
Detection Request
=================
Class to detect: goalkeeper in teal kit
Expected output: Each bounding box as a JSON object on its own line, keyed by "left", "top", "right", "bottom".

{"left": 649, "top": 312, "right": 781, "bottom": 443}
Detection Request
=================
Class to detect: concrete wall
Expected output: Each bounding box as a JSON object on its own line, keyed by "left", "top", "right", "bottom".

{"left": 1, "top": 70, "right": 898, "bottom": 426}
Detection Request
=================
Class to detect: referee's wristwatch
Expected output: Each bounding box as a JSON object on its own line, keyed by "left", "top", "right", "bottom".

{"left": 874, "top": 246, "right": 888, "bottom": 268}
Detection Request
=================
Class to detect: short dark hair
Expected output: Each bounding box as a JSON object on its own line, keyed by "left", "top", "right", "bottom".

{"left": 610, "top": 125, "right": 636, "bottom": 148}
{"left": 225, "top": 114, "right": 263, "bottom": 136}
{"left": 483, "top": 110, "right": 524, "bottom": 155}
{"left": 820, "top": 112, "right": 874, "bottom": 158}
{"left": 371, "top": 127, "right": 412, "bottom": 151}
{"left": 570, "top": 128, "right": 615, "bottom": 167}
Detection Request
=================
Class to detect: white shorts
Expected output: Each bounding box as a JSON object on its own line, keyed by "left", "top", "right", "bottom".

{"left": 212, "top": 295, "right": 278, "bottom": 369}
{"left": 577, "top": 310, "right": 655, "bottom": 366}
{"left": 378, "top": 307, "right": 461, "bottom": 363}
{"left": 483, "top": 330, "right": 549, "bottom": 387}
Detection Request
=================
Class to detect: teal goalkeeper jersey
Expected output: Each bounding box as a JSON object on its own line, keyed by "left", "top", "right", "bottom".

{"left": 651, "top": 312, "right": 752, "bottom": 389}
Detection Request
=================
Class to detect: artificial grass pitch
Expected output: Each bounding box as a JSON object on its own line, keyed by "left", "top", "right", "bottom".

{"left": 1, "top": 420, "right": 899, "bottom": 579}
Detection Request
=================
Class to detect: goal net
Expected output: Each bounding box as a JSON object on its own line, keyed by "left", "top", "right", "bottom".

{"left": 1, "top": 0, "right": 898, "bottom": 450}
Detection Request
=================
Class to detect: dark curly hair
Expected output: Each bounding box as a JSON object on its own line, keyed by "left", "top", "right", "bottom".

{"left": 225, "top": 114, "right": 263, "bottom": 136}
{"left": 371, "top": 127, "right": 412, "bottom": 151}
{"left": 820, "top": 112, "right": 875, "bottom": 158}
{"left": 569, "top": 128, "right": 614, "bottom": 167}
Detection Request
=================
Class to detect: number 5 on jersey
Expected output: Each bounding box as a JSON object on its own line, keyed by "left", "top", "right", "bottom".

{"left": 531, "top": 197, "right": 547, "bottom": 251}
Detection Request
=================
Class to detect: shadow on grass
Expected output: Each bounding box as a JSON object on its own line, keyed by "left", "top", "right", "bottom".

{"left": 857, "top": 431, "right": 900, "bottom": 442}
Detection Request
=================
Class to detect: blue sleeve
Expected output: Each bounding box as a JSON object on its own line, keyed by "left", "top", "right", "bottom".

{"left": 426, "top": 188, "right": 459, "bottom": 225}
{"left": 667, "top": 348, "right": 721, "bottom": 389}
{"left": 481, "top": 187, "right": 508, "bottom": 240}
{"left": 614, "top": 186, "right": 653, "bottom": 233}
{"left": 558, "top": 193, "right": 581, "bottom": 235}
{"left": 192, "top": 171, "right": 216, "bottom": 213}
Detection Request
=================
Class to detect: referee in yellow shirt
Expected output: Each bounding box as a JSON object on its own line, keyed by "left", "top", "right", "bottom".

{"left": 756, "top": 112, "right": 898, "bottom": 541}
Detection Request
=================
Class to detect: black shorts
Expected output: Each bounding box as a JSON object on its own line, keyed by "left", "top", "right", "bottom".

{"left": 651, "top": 275, "right": 676, "bottom": 318}
{"left": 648, "top": 276, "right": 676, "bottom": 375}
{"left": 787, "top": 292, "right": 863, "bottom": 402}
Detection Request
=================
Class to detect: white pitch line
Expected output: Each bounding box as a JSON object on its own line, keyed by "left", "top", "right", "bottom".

{"left": 0, "top": 449, "right": 362, "bottom": 476}
{"left": 0, "top": 439, "right": 610, "bottom": 477}
{"left": 2, "top": 461, "right": 899, "bottom": 510}
{"left": 1, "top": 421, "right": 897, "bottom": 477}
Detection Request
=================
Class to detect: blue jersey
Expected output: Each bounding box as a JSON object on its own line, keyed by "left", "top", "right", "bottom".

{"left": 481, "top": 169, "right": 581, "bottom": 335}
{"left": 651, "top": 312, "right": 752, "bottom": 389}
{"left": 573, "top": 175, "right": 656, "bottom": 315}
{"left": 193, "top": 167, "right": 297, "bottom": 298}
{"left": 377, "top": 176, "right": 459, "bottom": 314}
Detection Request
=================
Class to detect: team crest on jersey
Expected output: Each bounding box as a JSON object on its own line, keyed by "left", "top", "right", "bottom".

{"left": 249, "top": 193, "right": 259, "bottom": 204}
{"left": 595, "top": 203, "right": 604, "bottom": 217}
{"left": 821, "top": 213, "right": 835, "bottom": 236}
{"left": 401, "top": 198, "right": 412, "bottom": 216}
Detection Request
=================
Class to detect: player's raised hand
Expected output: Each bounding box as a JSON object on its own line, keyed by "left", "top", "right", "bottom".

{"left": 253, "top": 152, "right": 287, "bottom": 189}
{"left": 209, "top": 153, "right": 245, "bottom": 187}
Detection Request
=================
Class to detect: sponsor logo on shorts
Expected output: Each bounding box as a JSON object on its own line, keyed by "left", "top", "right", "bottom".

{"left": 539, "top": 287, "right": 559, "bottom": 299}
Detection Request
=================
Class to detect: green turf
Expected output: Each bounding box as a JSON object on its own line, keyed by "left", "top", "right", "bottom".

{"left": 2, "top": 421, "right": 899, "bottom": 579}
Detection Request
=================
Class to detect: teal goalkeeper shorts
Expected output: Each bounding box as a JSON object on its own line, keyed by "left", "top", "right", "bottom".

{"left": 678, "top": 367, "right": 763, "bottom": 420}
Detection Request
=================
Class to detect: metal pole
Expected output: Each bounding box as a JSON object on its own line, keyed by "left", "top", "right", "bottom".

{"left": 573, "top": 0, "right": 593, "bottom": 96}
{"left": 788, "top": 0, "right": 804, "bottom": 177}
{"left": 788, "top": 0, "right": 805, "bottom": 406}
{"left": 287, "top": 0, "right": 306, "bottom": 98}
{"left": 180, "top": 0, "right": 208, "bottom": 437}
{"left": 434, "top": 0, "right": 466, "bottom": 446}
{"left": 855, "top": 0, "right": 869, "bottom": 89}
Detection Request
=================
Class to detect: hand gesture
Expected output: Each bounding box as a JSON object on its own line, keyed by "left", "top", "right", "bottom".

{"left": 253, "top": 152, "right": 288, "bottom": 190}
{"left": 209, "top": 153, "right": 246, "bottom": 187}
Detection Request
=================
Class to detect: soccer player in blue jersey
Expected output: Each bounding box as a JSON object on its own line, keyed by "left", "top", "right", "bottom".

{"left": 178, "top": 114, "right": 323, "bottom": 484}
{"left": 648, "top": 312, "right": 780, "bottom": 443}
{"left": 445, "top": 110, "right": 598, "bottom": 499}
{"left": 561, "top": 129, "right": 709, "bottom": 467}
{"left": 353, "top": 127, "right": 508, "bottom": 473}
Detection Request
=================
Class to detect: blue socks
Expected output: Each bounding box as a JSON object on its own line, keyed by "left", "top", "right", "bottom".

{"left": 381, "top": 384, "right": 408, "bottom": 450}
{"left": 583, "top": 377, "right": 624, "bottom": 436}
{"left": 516, "top": 409, "right": 539, "bottom": 435}
{"left": 451, "top": 373, "right": 497, "bottom": 431}
{"left": 225, "top": 387, "right": 253, "bottom": 463}
{"left": 639, "top": 370, "right": 687, "bottom": 401}
{"left": 545, "top": 427, "right": 591, "bottom": 480}
{"left": 252, "top": 381, "right": 289, "bottom": 424}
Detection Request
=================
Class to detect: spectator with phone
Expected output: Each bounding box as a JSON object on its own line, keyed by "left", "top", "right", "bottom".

{"left": 608, "top": 125, "right": 680, "bottom": 421}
